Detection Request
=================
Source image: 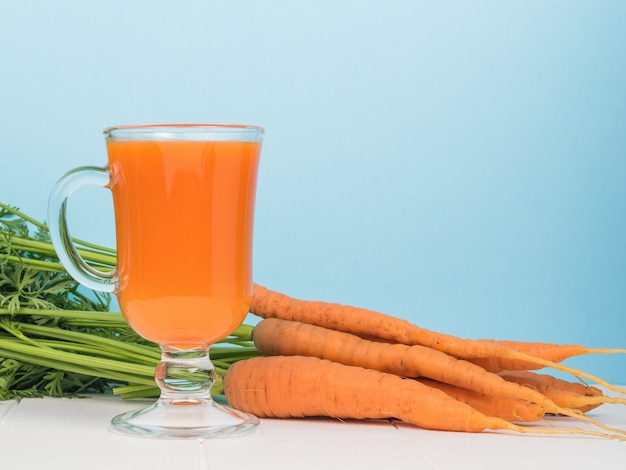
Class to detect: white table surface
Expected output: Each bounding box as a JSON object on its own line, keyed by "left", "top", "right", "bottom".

{"left": 1, "top": 391, "right": 625, "bottom": 470}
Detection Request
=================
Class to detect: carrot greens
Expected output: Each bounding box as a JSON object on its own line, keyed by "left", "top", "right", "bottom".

{"left": 0, "top": 202, "right": 259, "bottom": 401}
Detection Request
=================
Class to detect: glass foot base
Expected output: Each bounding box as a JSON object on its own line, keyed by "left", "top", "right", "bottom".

{"left": 110, "top": 398, "right": 259, "bottom": 440}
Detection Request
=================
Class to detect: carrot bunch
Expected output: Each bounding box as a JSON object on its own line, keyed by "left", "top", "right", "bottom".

{"left": 224, "top": 285, "right": 626, "bottom": 440}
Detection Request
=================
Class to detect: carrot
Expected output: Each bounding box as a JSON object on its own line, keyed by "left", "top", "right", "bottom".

{"left": 468, "top": 338, "right": 625, "bottom": 373}
{"left": 254, "top": 318, "right": 574, "bottom": 414}
{"left": 499, "top": 370, "right": 626, "bottom": 413}
{"left": 415, "top": 378, "right": 544, "bottom": 423}
{"left": 224, "top": 356, "right": 625, "bottom": 440}
{"left": 470, "top": 356, "right": 557, "bottom": 373}
{"left": 253, "top": 318, "right": 626, "bottom": 435}
{"left": 250, "top": 284, "right": 626, "bottom": 395}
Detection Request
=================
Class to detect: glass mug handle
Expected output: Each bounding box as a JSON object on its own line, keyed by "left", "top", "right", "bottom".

{"left": 47, "top": 166, "right": 116, "bottom": 293}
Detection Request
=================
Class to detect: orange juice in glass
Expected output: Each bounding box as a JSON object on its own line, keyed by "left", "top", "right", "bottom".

{"left": 48, "top": 124, "right": 263, "bottom": 439}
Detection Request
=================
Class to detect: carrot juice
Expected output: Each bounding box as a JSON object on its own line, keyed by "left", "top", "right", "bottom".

{"left": 106, "top": 139, "right": 261, "bottom": 349}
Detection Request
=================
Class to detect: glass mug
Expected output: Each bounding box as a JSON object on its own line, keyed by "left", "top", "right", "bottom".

{"left": 47, "top": 124, "right": 263, "bottom": 439}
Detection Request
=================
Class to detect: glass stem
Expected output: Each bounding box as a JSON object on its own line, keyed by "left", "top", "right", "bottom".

{"left": 155, "top": 346, "right": 215, "bottom": 405}
{"left": 111, "top": 344, "right": 259, "bottom": 438}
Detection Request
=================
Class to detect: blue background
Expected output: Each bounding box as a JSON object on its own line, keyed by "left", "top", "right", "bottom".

{"left": 1, "top": 1, "right": 625, "bottom": 382}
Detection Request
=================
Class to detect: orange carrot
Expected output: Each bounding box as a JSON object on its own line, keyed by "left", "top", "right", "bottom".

{"left": 252, "top": 318, "right": 626, "bottom": 435}
{"left": 253, "top": 318, "right": 578, "bottom": 416}
{"left": 224, "top": 356, "right": 625, "bottom": 440}
{"left": 499, "top": 370, "right": 626, "bottom": 413}
{"left": 416, "top": 378, "right": 544, "bottom": 423}
{"left": 469, "top": 356, "right": 554, "bottom": 373}
{"left": 468, "top": 338, "right": 624, "bottom": 372}
{"left": 250, "top": 284, "right": 626, "bottom": 395}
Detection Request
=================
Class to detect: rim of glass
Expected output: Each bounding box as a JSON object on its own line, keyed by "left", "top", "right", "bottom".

{"left": 104, "top": 124, "right": 264, "bottom": 141}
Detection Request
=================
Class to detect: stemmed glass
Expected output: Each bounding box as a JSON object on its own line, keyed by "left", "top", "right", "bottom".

{"left": 47, "top": 124, "right": 263, "bottom": 439}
